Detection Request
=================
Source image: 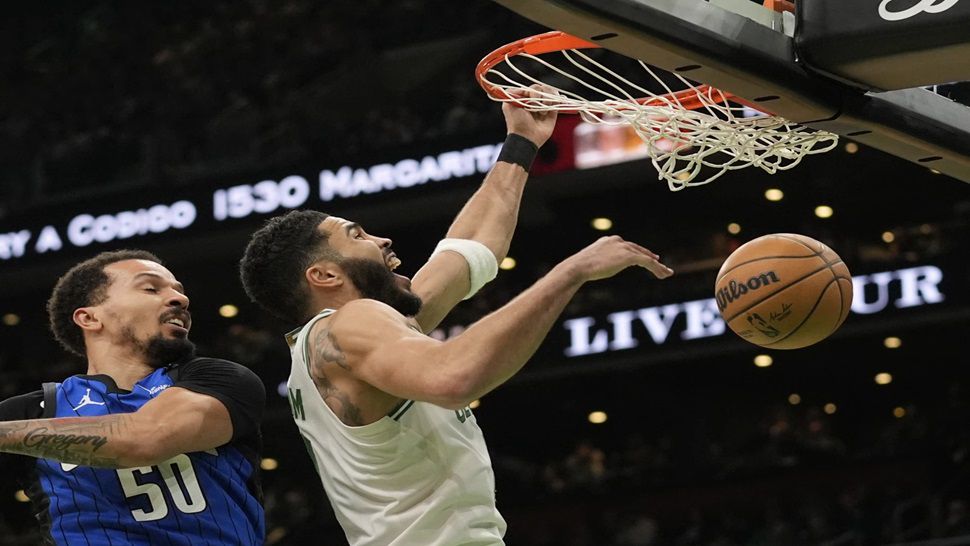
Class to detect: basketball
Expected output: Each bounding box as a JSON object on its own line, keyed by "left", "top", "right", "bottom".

{"left": 715, "top": 233, "right": 853, "bottom": 349}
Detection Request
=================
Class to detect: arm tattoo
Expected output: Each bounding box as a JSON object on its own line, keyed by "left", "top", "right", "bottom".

{"left": 313, "top": 326, "right": 350, "bottom": 371}
{"left": 310, "top": 324, "right": 365, "bottom": 426}
{"left": 0, "top": 415, "right": 134, "bottom": 468}
{"left": 311, "top": 371, "right": 365, "bottom": 426}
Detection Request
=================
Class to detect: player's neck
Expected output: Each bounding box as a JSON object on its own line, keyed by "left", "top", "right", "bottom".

{"left": 84, "top": 347, "right": 155, "bottom": 391}
{"left": 312, "top": 287, "right": 360, "bottom": 315}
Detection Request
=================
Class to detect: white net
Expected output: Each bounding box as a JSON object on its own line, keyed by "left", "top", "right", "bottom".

{"left": 480, "top": 47, "right": 839, "bottom": 190}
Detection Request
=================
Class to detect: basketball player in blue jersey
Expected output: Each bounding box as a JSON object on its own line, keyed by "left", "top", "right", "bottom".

{"left": 0, "top": 250, "right": 265, "bottom": 545}
{"left": 239, "top": 87, "right": 674, "bottom": 545}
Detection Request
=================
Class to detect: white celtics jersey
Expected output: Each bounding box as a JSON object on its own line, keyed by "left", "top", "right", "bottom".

{"left": 286, "top": 309, "right": 507, "bottom": 546}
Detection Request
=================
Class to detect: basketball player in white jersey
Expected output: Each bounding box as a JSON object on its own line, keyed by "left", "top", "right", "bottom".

{"left": 239, "top": 89, "right": 674, "bottom": 545}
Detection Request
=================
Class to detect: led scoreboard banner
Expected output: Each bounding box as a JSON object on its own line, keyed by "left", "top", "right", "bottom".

{"left": 0, "top": 143, "right": 502, "bottom": 262}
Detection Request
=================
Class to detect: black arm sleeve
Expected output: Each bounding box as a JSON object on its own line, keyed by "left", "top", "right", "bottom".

{"left": 170, "top": 358, "right": 266, "bottom": 441}
{"left": 0, "top": 390, "right": 45, "bottom": 421}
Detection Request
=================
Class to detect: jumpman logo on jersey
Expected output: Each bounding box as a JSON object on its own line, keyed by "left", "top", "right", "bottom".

{"left": 72, "top": 388, "right": 106, "bottom": 412}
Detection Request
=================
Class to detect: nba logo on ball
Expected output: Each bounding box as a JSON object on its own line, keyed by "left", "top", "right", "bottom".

{"left": 714, "top": 234, "right": 853, "bottom": 349}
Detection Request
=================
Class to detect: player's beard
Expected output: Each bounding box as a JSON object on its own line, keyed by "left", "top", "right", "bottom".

{"left": 120, "top": 326, "right": 197, "bottom": 368}
{"left": 341, "top": 258, "right": 423, "bottom": 317}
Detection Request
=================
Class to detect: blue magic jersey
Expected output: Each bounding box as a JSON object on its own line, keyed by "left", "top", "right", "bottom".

{"left": 0, "top": 357, "right": 266, "bottom": 546}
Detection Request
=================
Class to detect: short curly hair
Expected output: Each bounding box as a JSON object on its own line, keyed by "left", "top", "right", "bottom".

{"left": 47, "top": 249, "right": 163, "bottom": 358}
{"left": 239, "top": 210, "right": 342, "bottom": 325}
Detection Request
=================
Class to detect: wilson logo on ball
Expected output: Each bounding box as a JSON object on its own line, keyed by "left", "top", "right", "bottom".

{"left": 715, "top": 272, "right": 781, "bottom": 311}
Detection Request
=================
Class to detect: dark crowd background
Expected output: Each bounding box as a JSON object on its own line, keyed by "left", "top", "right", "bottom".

{"left": 1, "top": 1, "right": 969, "bottom": 545}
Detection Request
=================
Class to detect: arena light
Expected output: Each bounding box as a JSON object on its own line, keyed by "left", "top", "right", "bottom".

{"left": 881, "top": 231, "right": 895, "bottom": 243}
{"left": 727, "top": 222, "right": 741, "bottom": 235}
{"left": 893, "top": 406, "right": 906, "bottom": 418}
{"left": 764, "top": 188, "right": 784, "bottom": 202}
{"left": 823, "top": 403, "right": 837, "bottom": 415}
{"left": 499, "top": 257, "right": 516, "bottom": 270}
{"left": 14, "top": 490, "right": 29, "bottom": 503}
{"left": 2, "top": 313, "right": 20, "bottom": 326}
{"left": 219, "top": 304, "right": 239, "bottom": 318}
{"left": 591, "top": 217, "right": 613, "bottom": 231}
{"left": 788, "top": 393, "right": 801, "bottom": 405}
{"left": 469, "top": 399, "right": 481, "bottom": 409}
{"left": 753, "top": 354, "right": 773, "bottom": 368}
{"left": 260, "top": 458, "right": 279, "bottom": 471}
{"left": 884, "top": 336, "right": 902, "bottom": 349}
{"left": 587, "top": 411, "right": 608, "bottom": 424}
{"left": 844, "top": 142, "right": 859, "bottom": 154}
{"left": 815, "top": 205, "right": 834, "bottom": 219}
{"left": 874, "top": 372, "right": 893, "bottom": 385}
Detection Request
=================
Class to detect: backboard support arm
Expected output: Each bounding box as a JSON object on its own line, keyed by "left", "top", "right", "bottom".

{"left": 491, "top": 0, "right": 970, "bottom": 182}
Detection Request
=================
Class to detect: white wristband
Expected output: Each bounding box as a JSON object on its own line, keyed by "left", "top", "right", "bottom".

{"left": 430, "top": 238, "right": 499, "bottom": 300}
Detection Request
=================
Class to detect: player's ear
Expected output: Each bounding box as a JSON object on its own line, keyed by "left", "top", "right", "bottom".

{"left": 306, "top": 262, "right": 343, "bottom": 290}
{"left": 73, "top": 307, "right": 103, "bottom": 333}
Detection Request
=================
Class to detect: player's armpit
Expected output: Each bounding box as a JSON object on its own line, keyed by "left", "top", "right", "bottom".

{"left": 130, "top": 387, "right": 233, "bottom": 464}
{"left": 409, "top": 250, "right": 471, "bottom": 333}
{"left": 327, "top": 299, "right": 470, "bottom": 410}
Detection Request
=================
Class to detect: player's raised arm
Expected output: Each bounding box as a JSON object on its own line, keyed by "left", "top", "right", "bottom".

{"left": 328, "top": 236, "right": 673, "bottom": 409}
{"left": 410, "top": 86, "right": 558, "bottom": 333}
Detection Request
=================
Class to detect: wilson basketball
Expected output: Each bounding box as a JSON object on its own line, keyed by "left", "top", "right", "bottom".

{"left": 714, "top": 233, "right": 853, "bottom": 349}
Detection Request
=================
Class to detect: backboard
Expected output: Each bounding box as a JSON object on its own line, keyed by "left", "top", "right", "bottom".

{"left": 488, "top": 0, "right": 970, "bottom": 183}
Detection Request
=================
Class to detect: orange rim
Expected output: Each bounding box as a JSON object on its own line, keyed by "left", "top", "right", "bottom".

{"left": 763, "top": 0, "right": 795, "bottom": 14}
{"left": 476, "top": 31, "right": 741, "bottom": 113}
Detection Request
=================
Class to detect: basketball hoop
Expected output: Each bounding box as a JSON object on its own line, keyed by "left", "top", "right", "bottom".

{"left": 476, "top": 32, "right": 839, "bottom": 190}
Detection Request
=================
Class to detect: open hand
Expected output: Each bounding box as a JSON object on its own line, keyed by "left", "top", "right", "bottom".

{"left": 562, "top": 236, "right": 674, "bottom": 283}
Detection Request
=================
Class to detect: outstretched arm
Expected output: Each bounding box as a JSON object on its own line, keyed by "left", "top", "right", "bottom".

{"left": 411, "top": 88, "right": 558, "bottom": 332}
{"left": 332, "top": 237, "right": 673, "bottom": 409}
{"left": 0, "top": 387, "right": 233, "bottom": 468}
